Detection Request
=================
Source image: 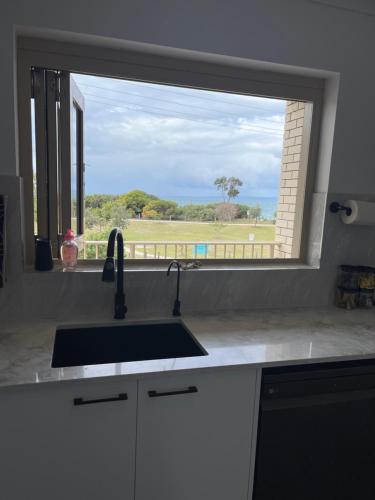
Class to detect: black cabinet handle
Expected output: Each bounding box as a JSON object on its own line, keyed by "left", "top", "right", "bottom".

{"left": 148, "top": 386, "right": 198, "bottom": 398}
{"left": 73, "top": 393, "right": 128, "bottom": 406}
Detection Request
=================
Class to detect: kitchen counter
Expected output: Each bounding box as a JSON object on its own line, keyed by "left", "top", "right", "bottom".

{"left": 1, "top": 307, "right": 375, "bottom": 388}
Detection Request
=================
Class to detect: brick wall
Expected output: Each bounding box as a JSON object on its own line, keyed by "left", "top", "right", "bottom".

{"left": 275, "top": 101, "right": 307, "bottom": 258}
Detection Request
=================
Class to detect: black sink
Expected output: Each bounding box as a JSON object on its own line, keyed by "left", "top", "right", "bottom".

{"left": 51, "top": 322, "right": 207, "bottom": 368}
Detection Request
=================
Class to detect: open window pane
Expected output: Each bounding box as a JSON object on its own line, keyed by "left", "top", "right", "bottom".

{"left": 70, "top": 102, "right": 77, "bottom": 234}
{"left": 70, "top": 78, "right": 85, "bottom": 235}
{"left": 32, "top": 68, "right": 49, "bottom": 239}
{"left": 70, "top": 73, "right": 311, "bottom": 260}
{"left": 31, "top": 69, "right": 85, "bottom": 253}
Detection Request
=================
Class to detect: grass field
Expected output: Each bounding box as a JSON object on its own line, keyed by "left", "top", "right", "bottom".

{"left": 123, "top": 219, "right": 275, "bottom": 242}
{"left": 83, "top": 220, "right": 276, "bottom": 259}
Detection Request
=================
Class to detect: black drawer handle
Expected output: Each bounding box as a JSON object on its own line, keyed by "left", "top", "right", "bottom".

{"left": 73, "top": 393, "right": 128, "bottom": 406}
{"left": 148, "top": 386, "right": 198, "bottom": 398}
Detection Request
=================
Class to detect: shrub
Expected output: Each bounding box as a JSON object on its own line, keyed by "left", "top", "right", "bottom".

{"left": 215, "top": 203, "right": 239, "bottom": 221}
{"left": 142, "top": 199, "right": 179, "bottom": 219}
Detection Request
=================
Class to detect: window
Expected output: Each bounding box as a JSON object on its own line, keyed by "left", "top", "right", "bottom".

{"left": 29, "top": 68, "right": 84, "bottom": 256}
{"left": 18, "top": 37, "right": 323, "bottom": 265}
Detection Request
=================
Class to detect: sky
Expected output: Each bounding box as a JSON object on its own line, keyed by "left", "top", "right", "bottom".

{"left": 72, "top": 73, "right": 286, "bottom": 201}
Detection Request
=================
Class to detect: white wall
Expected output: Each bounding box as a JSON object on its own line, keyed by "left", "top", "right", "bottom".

{"left": 1, "top": 0, "right": 375, "bottom": 319}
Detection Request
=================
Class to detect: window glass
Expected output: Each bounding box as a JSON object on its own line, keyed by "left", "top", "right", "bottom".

{"left": 70, "top": 103, "right": 78, "bottom": 234}
{"left": 70, "top": 73, "right": 309, "bottom": 260}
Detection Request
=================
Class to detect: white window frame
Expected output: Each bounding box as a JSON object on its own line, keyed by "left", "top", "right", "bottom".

{"left": 17, "top": 36, "right": 324, "bottom": 268}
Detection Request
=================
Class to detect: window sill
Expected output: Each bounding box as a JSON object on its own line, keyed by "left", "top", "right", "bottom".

{"left": 25, "top": 260, "right": 320, "bottom": 274}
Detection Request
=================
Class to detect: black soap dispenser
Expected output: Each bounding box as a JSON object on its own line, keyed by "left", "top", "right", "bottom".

{"left": 35, "top": 237, "right": 53, "bottom": 271}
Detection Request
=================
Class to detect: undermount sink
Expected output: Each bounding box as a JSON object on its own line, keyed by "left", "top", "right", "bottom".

{"left": 51, "top": 321, "right": 207, "bottom": 368}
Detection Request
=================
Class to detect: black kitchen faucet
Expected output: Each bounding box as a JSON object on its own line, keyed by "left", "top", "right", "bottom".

{"left": 167, "top": 260, "right": 182, "bottom": 316}
{"left": 102, "top": 228, "right": 127, "bottom": 319}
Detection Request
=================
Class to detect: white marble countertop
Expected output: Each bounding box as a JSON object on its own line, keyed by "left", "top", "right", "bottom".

{"left": 1, "top": 307, "right": 375, "bottom": 389}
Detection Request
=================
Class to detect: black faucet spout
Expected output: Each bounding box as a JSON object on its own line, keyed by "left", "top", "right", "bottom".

{"left": 167, "top": 260, "right": 182, "bottom": 316}
{"left": 102, "top": 228, "right": 127, "bottom": 319}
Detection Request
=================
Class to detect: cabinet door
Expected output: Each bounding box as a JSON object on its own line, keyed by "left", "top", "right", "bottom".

{"left": 136, "top": 368, "right": 257, "bottom": 500}
{"left": 0, "top": 378, "right": 137, "bottom": 500}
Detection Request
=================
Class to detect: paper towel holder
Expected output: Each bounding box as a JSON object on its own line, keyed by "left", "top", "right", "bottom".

{"left": 329, "top": 201, "right": 352, "bottom": 217}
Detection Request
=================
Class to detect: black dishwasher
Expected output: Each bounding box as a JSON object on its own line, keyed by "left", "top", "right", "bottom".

{"left": 253, "top": 359, "right": 375, "bottom": 500}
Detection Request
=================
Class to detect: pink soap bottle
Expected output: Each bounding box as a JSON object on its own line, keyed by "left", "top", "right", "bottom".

{"left": 61, "top": 229, "right": 78, "bottom": 271}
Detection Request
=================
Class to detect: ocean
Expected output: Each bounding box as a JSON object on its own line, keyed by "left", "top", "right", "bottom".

{"left": 167, "top": 195, "right": 278, "bottom": 220}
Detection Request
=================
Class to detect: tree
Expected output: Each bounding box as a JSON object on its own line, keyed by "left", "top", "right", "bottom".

{"left": 116, "top": 190, "right": 157, "bottom": 218}
{"left": 215, "top": 202, "right": 239, "bottom": 222}
{"left": 142, "top": 199, "right": 179, "bottom": 219}
{"left": 180, "top": 204, "right": 217, "bottom": 221}
{"left": 110, "top": 205, "right": 130, "bottom": 228}
{"left": 85, "top": 194, "right": 118, "bottom": 209}
{"left": 227, "top": 177, "right": 243, "bottom": 201}
{"left": 214, "top": 176, "right": 243, "bottom": 202}
{"left": 85, "top": 208, "right": 100, "bottom": 229}
{"left": 214, "top": 177, "right": 229, "bottom": 202}
{"left": 248, "top": 204, "right": 262, "bottom": 225}
{"left": 234, "top": 204, "right": 250, "bottom": 219}
{"left": 85, "top": 207, "right": 108, "bottom": 230}
{"left": 142, "top": 208, "right": 159, "bottom": 220}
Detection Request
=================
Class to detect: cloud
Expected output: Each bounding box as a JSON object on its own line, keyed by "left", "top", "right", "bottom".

{"left": 74, "top": 73, "right": 286, "bottom": 199}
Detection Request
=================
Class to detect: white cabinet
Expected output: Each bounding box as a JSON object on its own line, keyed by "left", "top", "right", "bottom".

{"left": 135, "top": 368, "right": 257, "bottom": 500}
{"left": 0, "top": 367, "right": 259, "bottom": 500}
{"left": 0, "top": 378, "right": 137, "bottom": 500}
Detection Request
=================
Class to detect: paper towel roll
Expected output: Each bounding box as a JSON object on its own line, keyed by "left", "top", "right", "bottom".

{"left": 341, "top": 200, "right": 375, "bottom": 225}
